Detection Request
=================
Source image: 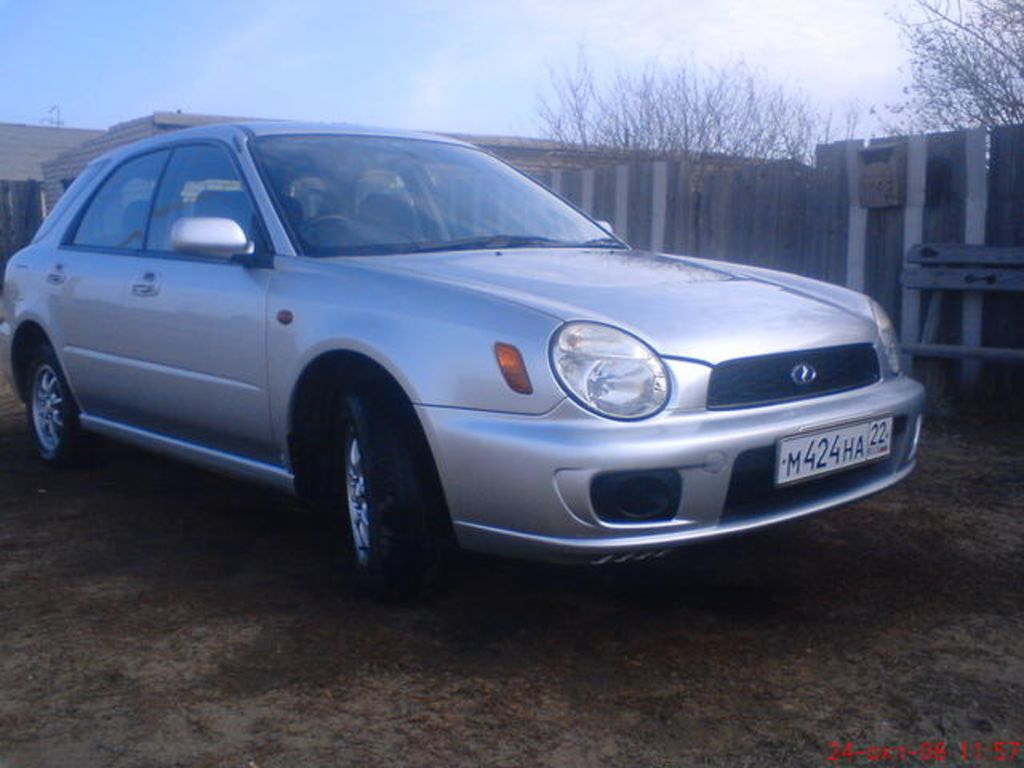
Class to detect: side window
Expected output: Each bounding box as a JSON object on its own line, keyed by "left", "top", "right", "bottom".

{"left": 72, "top": 151, "right": 168, "bottom": 249}
{"left": 147, "top": 145, "right": 263, "bottom": 253}
{"left": 33, "top": 161, "right": 108, "bottom": 244}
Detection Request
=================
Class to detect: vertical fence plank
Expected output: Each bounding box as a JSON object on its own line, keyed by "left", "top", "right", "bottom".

{"left": 901, "top": 134, "right": 928, "bottom": 348}
{"left": 861, "top": 137, "right": 907, "bottom": 322}
{"left": 626, "top": 162, "right": 653, "bottom": 251}
{"left": 669, "top": 161, "right": 697, "bottom": 255}
{"left": 845, "top": 140, "right": 868, "bottom": 291}
{"left": 549, "top": 169, "right": 563, "bottom": 196}
{"left": 650, "top": 161, "right": 668, "bottom": 252}
{"left": 581, "top": 168, "right": 595, "bottom": 215}
{"left": 984, "top": 125, "right": 1024, "bottom": 395}
{"left": 699, "top": 166, "right": 735, "bottom": 262}
{"left": 865, "top": 207, "right": 904, "bottom": 319}
{"left": 695, "top": 167, "right": 716, "bottom": 259}
{"left": 733, "top": 164, "right": 758, "bottom": 266}
{"left": 987, "top": 125, "right": 1024, "bottom": 246}
{"left": 920, "top": 127, "right": 968, "bottom": 380}
{"left": 614, "top": 164, "right": 630, "bottom": 241}
{"left": 923, "top": 130, "right": 966, "bottom": 243}
{"left": 960, "top": 128, "right": 988, "bottom": 386}
{"left": 561, "top": 168, "right": 583, "bottom": 207}
{"left": 592, "top": 165, "right": 617, "bottom": 229}
{"left": 777, "top": 163, "right": 814, "bottom": 277}
{"left": 662, "top": 161, "right": 682, "bottom": 254}
{"left": 811, "top": 141, "right": 851, "bottom": 286}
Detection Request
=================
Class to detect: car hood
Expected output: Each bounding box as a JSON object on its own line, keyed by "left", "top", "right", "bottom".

{"left": 356, "top": 248, "right": 878, "bottom": 365}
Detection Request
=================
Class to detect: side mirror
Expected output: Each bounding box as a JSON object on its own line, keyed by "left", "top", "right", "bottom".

{"left": 171, "top": 217, "right": 252, "bottom": 259}
{"left": 596, "top": 219, "right": 615, "bottom": 236}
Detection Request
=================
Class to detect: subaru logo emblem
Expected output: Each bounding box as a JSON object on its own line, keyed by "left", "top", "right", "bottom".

{"left": 791, "top": 362, "right": 817, "bottom": 385}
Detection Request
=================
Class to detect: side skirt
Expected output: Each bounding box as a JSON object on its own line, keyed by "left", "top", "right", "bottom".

{"left": 79, "top": 413, "right": 295, "bottom": 495}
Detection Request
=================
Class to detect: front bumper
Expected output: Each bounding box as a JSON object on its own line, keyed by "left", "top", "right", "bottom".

{"left": 416, "top": 376, "right": 925, "bottom": 563}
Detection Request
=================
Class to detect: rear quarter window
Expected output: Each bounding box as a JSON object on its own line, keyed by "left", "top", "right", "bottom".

{"left": 71, "top": 151, "right": 169, "bottom": 249}
{"left": 32, "top": 161, "right": 108, "bottom": 244}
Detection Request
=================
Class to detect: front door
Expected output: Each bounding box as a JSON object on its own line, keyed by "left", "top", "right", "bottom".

{"left": 115, "top": 143, "right": 276, "bottom": 464}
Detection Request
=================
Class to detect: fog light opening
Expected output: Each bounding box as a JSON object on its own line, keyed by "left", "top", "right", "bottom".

{"left": 591, "top": 469, "right": 682, "bottom": 524}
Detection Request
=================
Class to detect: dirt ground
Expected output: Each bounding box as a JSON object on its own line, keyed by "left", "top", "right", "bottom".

{"left": 0, "top": 377, "right": 1022, "bottom": 768}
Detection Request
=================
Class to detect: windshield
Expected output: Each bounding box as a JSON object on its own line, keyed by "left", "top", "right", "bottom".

{"left": 251, "top": 134, "right": 620, "bottom": 257}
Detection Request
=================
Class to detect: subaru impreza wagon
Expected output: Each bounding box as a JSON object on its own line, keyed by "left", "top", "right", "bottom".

{"left": 0, "top": 123, "right": 925, "bottom": 599}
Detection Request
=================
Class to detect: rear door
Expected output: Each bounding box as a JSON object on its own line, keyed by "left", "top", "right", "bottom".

{"left": 114, "top": 143, "right": 276, "bottom": 463}
{"left": 57, "top": 150, "right": 170, "bottom": 422}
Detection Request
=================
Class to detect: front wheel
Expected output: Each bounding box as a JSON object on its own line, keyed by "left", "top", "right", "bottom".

{"left": 25, "top": 344, "right": 86, "bottom": 466}
{"left": 335, "top": 390, "right": 447, "bottom": 601}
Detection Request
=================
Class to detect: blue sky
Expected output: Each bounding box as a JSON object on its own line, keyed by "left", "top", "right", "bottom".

{"left": 0, "top": 0, "right": 910, "bottom": 136}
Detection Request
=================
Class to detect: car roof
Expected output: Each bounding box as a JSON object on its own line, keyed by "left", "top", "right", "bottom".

{"left": 89, "top": 121, "right": 474, "bottom": 167}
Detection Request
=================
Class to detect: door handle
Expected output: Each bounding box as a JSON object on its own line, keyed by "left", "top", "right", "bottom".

{"left": 46, "top": 264, "right": 67, "bottom": 285}
{"left": 131, "top": 271, "right": 160, "bottom": 297}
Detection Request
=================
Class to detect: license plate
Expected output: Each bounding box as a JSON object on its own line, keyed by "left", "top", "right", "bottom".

{"left": 775, "top": 416, "right": 892, "bottom": 486}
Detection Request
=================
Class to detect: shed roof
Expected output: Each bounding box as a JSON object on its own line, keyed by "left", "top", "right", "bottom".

{"left": 0, "top": 122, "right": 103, "bottom": 181}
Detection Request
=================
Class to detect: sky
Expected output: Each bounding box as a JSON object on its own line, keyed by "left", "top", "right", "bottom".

{"left": 0, "top": 0, "right": 913, "bottom": 139}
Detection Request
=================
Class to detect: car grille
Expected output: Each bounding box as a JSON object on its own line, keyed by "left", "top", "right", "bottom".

{"left": 707, "top": 343, "right": 880, "bottom": 410}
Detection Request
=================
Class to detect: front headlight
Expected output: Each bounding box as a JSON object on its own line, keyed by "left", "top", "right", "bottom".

{"left": 550, "top": 322, "right": 669, "bottom": 419}
{"left": 870, "top": 298, "right": 901, "bottom": 375}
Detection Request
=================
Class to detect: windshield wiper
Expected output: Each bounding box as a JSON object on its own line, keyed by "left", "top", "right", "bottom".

{"left": 313, "top": 234, "right": 629, "bottom": 257}
{"left": 404, "top": 234, "right": 627, "bottom": 254}
{"left": 579, "top": 236, "right": 626, "bottom": 248}
{"left": 406, "top": 235, "right": 568, "bottom": 253}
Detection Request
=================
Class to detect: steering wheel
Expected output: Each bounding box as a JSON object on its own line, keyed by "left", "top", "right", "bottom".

{"left": 299, "top": 214, "right": 358, "bottom": 248}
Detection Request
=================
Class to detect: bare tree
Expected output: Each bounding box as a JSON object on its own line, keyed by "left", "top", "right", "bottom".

{"left": 537, "top": 50, "right": 824, "bottom": 163}
{"left": 891, "top": 0, "right": 1024, "bottom": 130}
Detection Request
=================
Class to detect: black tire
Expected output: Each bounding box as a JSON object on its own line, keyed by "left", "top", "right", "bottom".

{"left": 332, "top": 388, "right": 447, "bottom": 601}
{"left": 24, "top": 343, "right": 86, "bottom": 466}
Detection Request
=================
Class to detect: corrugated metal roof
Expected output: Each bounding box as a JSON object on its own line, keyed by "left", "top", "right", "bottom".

{"left": 0, "top": 122, "right": 103, "bottom": 181}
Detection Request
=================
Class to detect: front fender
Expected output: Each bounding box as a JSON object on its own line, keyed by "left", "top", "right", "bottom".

{"left": 265, "top": 257, "right": 567, "bottom": 456}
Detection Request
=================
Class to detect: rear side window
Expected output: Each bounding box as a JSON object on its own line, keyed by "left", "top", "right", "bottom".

{"left": 147, "top": 144, "right": 262, "bottom": 253}
{"left": 72, "top": 151, "right": 168, "bottom": 249}
{"left": 33, "top": 160, "right": 108, "bottom": 244}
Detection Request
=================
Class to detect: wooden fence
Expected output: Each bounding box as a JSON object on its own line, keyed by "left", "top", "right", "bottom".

{"left": 0, "top": 180, "right": 43, "bottom": 266}
{"left": 531, "top": 126, "right": 1024, "bottom": 398}
{"left": 533, "top": 156, "right": 846, "bottom": 285}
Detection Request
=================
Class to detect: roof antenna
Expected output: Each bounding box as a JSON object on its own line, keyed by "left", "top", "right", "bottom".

{"left": 42, "top": 105, "right": 64, "bottom": 127}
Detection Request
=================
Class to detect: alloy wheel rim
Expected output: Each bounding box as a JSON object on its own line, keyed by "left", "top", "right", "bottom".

{"left": 32, "top": 364, "right": 64, "bottom": 454}
{"left": 345, "top": 436, "right": 371, "bottom": 565}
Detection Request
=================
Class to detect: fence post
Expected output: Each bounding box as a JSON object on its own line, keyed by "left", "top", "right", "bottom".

{"left": 845, "top": 140, "right": 868, "bottom": 291}
{"left": 901, "top": 134, "right": 928, "bottom": 351}
{"left": 961, "top": 127, "right": 989, "bottom": 387}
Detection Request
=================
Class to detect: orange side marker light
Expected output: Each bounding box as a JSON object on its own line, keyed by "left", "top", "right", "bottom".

{"left": 494, "top": 343, "right": 533, "bottom": 395}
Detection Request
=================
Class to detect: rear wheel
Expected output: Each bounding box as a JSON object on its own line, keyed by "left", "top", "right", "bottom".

{"left": 333, "top": 389, "right": 447, "bottom": 601}
{"left": 25, "top": 344, "right": 86, "bottom": 465}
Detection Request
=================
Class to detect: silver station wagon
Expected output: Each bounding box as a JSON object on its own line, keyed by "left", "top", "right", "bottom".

{"left": 0, "top": 123, "right": 925, "bottom": 599}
